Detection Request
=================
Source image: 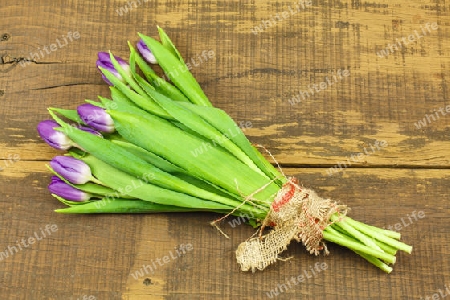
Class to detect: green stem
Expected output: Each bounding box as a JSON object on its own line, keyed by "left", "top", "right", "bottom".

{"left": 90, "top": 177, "right": 103, "bottom": 185}
{"left": 331, "top": 215, "right": 382, "bottom": 252}
{"left": 344, "top": 217, "right": 401, "bottom": 240}
{"left": 324, "top": 226, "right": 392, "bottom": 272}
{"left": 354, "top": 251, "right": 393, "bottom": 273}
{"left": 326, "top": 224, "right": 393, "bottom": 272}
{"left": 331, "top": 221, "right": 397, "bottom": 256}
{"left": 323, "top": 227, "right": 396, "bottom": 264}
{"left": 342, "top": 217, "right": 412, "bottom": 254}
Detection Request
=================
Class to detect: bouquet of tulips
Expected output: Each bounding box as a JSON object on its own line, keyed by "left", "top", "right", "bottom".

{"left": 37, "top": 27, "right": 412, "bottom": 273}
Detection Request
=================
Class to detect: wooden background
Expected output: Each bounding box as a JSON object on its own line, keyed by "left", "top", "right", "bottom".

{"left": 1, "top": 0, "right": 449, "bottom": 299}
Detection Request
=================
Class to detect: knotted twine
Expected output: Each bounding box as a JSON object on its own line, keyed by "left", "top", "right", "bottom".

{"left": 235, "top": 177, "right": 348, "bottom": 272}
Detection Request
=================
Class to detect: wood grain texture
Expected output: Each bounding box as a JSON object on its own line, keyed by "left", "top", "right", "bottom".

{"left": 0, "top": 0, "right": 449, "bottom": 299}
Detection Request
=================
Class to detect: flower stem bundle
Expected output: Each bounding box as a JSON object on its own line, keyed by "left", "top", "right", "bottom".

{"left": 37, "top": 27, "right": 412, "bottom": 273}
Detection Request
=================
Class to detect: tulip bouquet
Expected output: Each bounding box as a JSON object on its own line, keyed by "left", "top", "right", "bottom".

{"left": 37, "top": 27, "right": 412, "bottom": 273}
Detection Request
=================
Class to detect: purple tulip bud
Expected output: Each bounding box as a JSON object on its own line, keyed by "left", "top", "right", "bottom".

{"left": 137, "top": 40, "right": 157, "bottom": 64}
{"left": 50, "top": 156, "right": 93, "bottom": 184}
{"left": 77, "top": 104, "right": 115, "bottom": 133}
{"left": 79, "top": 126, "right": 104, "bottom": 137}
{"left": 48, "top": 176, "right": 91, "bottom": 201}
{"left": 37, "top": 120, "right": 74, "bottom": 150}
{"left": 51, "top": 176, "right": 62, "bottom": 183}
{"left": 96, "top": 52, "right": 130, "bottom": 86}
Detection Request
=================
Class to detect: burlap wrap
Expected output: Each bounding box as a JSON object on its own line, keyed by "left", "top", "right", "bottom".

{"left": 236, "top": 178, "right": 347, "bottom": 272}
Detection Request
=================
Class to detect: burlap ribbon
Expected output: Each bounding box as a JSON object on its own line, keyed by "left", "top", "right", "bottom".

{"left": 236, "top": 178, "right": 347, "bottom": 272}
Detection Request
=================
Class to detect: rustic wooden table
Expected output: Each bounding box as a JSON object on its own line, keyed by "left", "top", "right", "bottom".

{"left": 1, "top": 1, "right": 449, "bottom": 299}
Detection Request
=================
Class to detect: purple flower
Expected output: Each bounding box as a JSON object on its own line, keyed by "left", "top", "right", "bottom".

{"left": 37, "top": 120, "right": 74, "bottom": 150}
{"left": 137, "top": 40, "right": 157, "bottom": 64}
{"left": 77, "top": 104, "right": 115, "bottom": 133}
{"left": 37, "top": 120, "right": 103, "bottom": 150}
{"left": 96, "top": 52, "right": 130, "bottom": 86}
{"left": 51, "top": 176, "right": 61, "bottom": 183}
{"left": 48, "top": 176, "right": 91, "bottom": 201}
{"left": 79, "top": 126, "right": 104, "bottom": 137}
{"left": 50, "top": 156, "right": 92, "bottom": 184}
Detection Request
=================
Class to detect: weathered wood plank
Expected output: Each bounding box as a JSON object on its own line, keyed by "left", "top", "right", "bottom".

{"left": 0, "top": 0, "right": 449, "bottom": 299}
{"left": 1, "top": 0, "right": 449, "bottom": 166}
{"left": 1, "top": 162, "right": 448, "bottom": 299}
